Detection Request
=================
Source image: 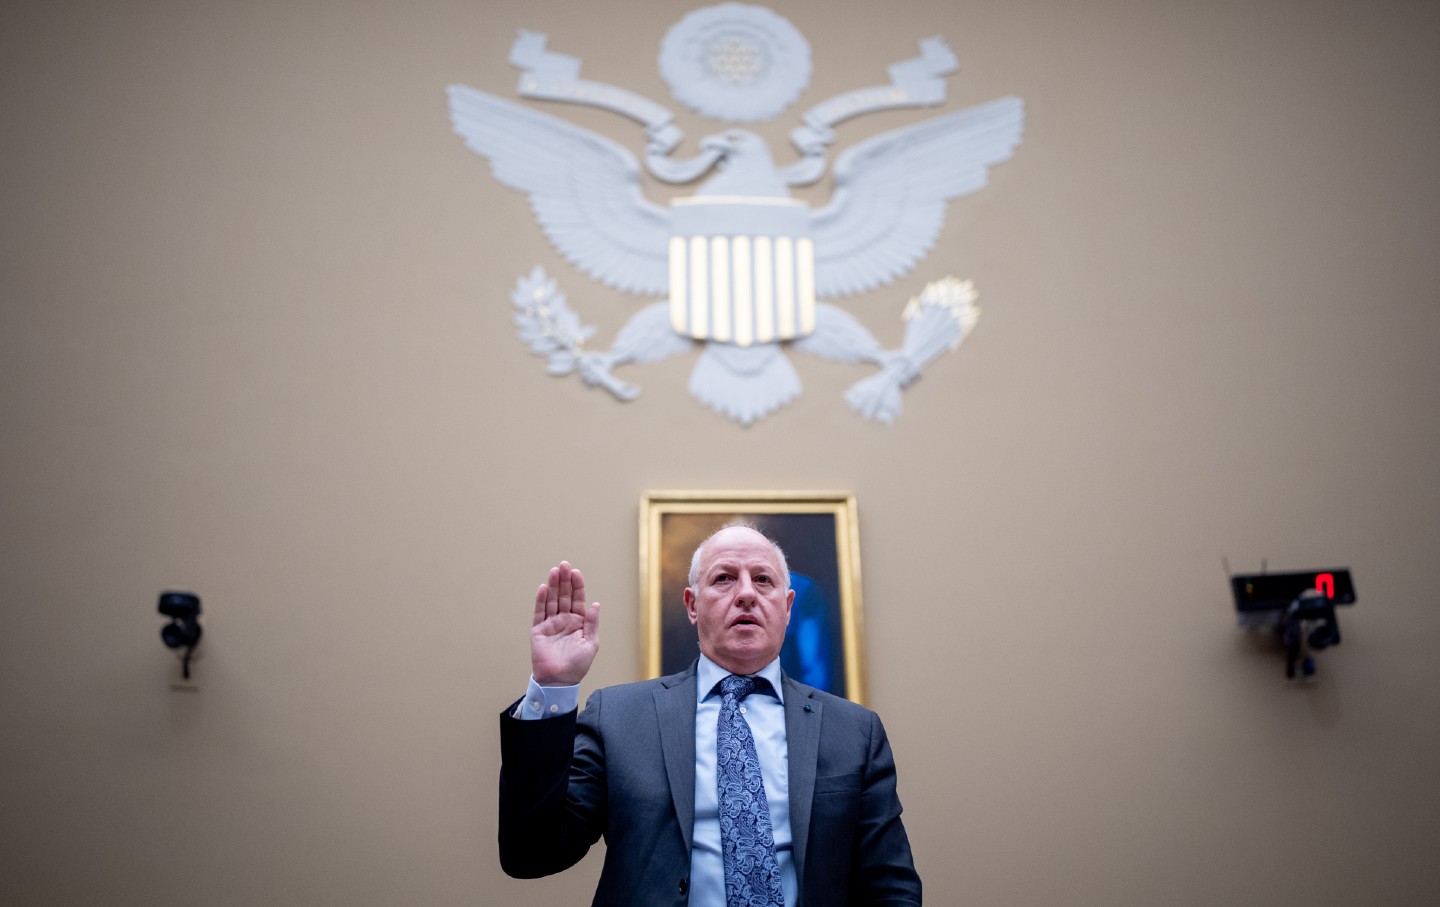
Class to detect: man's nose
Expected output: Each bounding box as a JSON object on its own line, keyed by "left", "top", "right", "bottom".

{"left": 735, "top": 572, "right": 757, "bottom": 603}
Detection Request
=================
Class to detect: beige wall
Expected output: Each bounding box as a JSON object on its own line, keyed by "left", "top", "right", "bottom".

{"left": 3, "top": 0, "right": 1438, "bottom": 904}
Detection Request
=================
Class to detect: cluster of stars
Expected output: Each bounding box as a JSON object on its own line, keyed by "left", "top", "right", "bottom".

{"left": 708, "top": 36, "right": 763, "bottom": 85}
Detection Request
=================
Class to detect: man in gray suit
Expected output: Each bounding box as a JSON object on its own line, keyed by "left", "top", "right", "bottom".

{"left": 499, "top": 525, "right": 921, "bottom": 906}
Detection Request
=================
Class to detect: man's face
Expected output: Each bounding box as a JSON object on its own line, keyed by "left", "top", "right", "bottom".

{"left": 683, "top": 527, "right": 794, "bottom": 676}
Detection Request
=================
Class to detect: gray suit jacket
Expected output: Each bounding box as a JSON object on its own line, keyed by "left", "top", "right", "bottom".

{"left": 499, "top": 662, "right": 921, "bottom": 906}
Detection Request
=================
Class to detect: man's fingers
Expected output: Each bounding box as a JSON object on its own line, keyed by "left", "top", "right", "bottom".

{"left": 583, "top": 601, "right": 601, "bottom": 643}
{"left": 557, "top": 560, "right": 574, "bottom": 613}
{"left": 535, "top": 561, "right": 592, "bottom": 627}
{"left": 569, "top": 568, "right": 587, "bottom": 615}
{"left": 544, "top": 566, "right": 561, "bottom": 618}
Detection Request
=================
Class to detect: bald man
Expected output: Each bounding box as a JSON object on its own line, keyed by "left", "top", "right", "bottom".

{"left": 499, "top": 526, "right": 921, "bottom": 906}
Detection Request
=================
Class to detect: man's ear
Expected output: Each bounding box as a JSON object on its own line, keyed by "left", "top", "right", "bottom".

{"left": 783, "top": 588, "right": 795, "bottom": 623}
{"left": 683, "top": 587, "right": 699, "bottom": 626}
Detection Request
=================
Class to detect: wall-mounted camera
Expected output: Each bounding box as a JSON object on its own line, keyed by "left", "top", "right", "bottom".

{"left": 158, "top": 591, "right": 202, "bottom": 679}
{"left": 1230, "top": 569, "right": 1355, "bottom": 679}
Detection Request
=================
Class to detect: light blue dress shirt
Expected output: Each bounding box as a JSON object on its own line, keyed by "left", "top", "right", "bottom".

{"left": 691, "top": 654, "right": 794, "bottom": 907}
{"left": 515, "top": 654, "right": 796, "bottom": 907}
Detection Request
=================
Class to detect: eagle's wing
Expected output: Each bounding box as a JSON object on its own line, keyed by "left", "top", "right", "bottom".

{"left": 809, "top": 96, "right": 1023, "bottom": 298}
{"left": 447, "top": 85, "right": 670, "bottom": 296}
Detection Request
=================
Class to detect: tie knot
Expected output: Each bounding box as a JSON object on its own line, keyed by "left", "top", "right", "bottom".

{"left": 719, "top": 673, "right": 768, "bottom": 702}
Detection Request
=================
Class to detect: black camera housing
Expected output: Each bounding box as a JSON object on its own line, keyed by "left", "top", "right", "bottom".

{"left": 1230, "top": 569, "right": 1355, "bottom": 679}
{"left": 158, "top": 591, "right": 202, "bottom": 677}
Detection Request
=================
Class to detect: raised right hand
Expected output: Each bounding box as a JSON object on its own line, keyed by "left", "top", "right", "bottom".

{"left": 530, "top": 561, "right": 601, "bottom": 686}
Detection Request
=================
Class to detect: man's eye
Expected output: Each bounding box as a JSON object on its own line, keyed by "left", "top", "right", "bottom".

{"left": 755, "top": 575, "right": 771, "bottom": 585}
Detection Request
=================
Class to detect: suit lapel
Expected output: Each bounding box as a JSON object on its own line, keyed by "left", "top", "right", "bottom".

{"left": 783, "top": 675, "right": 821, "bottom": 885}
{"left": 655, "top": 666, "right": 698, "bottom": 853}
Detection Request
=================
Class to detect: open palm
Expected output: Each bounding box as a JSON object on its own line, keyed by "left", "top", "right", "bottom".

{"left": 530, "top": 561, "right": 600, "bottom": 686}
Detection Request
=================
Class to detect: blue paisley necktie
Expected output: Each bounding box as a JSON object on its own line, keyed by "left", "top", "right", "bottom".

{"left": 716, "top": 673, "right": 785, "bottom": 907}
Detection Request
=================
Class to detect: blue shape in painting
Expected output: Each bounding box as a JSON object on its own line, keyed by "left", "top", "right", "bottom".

{"left": 781, "top": 573, "right": 842, "bottom": 697}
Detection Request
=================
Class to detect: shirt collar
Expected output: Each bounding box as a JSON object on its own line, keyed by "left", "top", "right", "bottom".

{"left": 697, "top": 653, "right": 784, "bottom": 705}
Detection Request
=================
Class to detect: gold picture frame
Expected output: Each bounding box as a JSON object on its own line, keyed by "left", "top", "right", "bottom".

{"left": 639, "top": 491, "right": 866, "bottom": 704}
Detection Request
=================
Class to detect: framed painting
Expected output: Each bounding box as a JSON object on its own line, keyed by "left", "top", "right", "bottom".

{"left": 639, "top": 491, "right": 865, "bottom": 704}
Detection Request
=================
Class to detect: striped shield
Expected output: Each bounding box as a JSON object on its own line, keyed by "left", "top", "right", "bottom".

{"left": 668, "top": 196, "right": 816, "bottom": 347}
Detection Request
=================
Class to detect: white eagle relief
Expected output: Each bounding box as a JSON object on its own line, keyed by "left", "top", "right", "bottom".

{"left": 447, "top": 14, "right": 1022, "bottom": 425}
